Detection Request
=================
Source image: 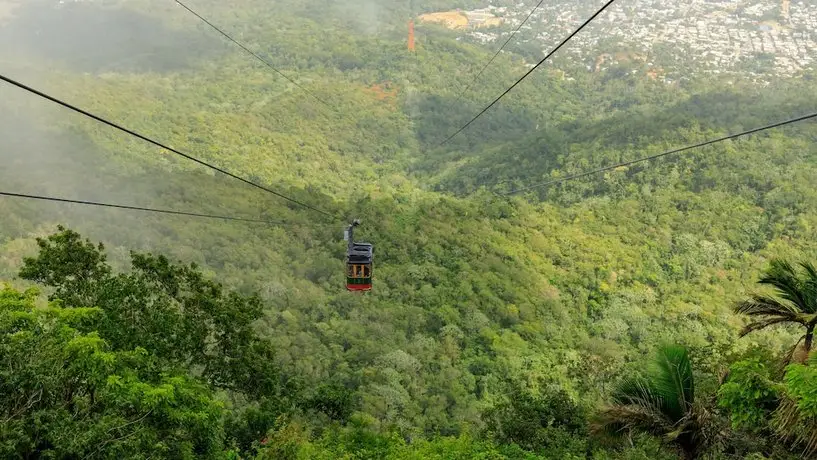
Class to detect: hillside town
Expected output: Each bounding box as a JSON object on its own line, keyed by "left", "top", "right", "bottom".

{"left": 427, "top": 0, "right": 817, "bottom": 79}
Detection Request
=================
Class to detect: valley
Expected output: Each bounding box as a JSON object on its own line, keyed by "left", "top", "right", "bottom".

{"left": 0, "top": 0, "right": 816, "bottom": 458}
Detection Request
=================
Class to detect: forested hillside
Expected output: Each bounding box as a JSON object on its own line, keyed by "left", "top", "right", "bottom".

{"left": 1, "top": 0, "right": 817, "bottom": 458}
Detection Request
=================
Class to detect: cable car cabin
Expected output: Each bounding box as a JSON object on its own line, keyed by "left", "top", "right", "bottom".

{"left": 346, "top": 242, "right": 373, "bottom": 292}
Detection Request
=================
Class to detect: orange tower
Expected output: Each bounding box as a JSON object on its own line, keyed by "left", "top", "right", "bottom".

{"left": 408, "top": 20, "right": 416, "bottom": 52}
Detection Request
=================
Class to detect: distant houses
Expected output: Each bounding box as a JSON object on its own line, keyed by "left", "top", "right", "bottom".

{"left": 429, "top": 0, "right": 817, "bottom": 80}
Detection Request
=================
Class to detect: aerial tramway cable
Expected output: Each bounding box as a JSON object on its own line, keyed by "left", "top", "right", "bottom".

{"left": 502, "top": 111, "right": 817, "bottom": 195}
{"left": 439, "top": 0, "right": 618, "bottom": 147}
{"left": 0, "top": 73, "right": 338, "bottom": 219}
{"left": 0, "top": 191, "right": 297, "bottom": 225}
{"left": 454, "top": 0, "right": 547, "bottom": 104}
{"left": 173, "top": 0, "right": 333, "bottom": 110}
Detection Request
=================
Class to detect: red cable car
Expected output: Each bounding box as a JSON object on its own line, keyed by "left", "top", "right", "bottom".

{"left": 345, "top": 220, "right": 373, "bottom": 292}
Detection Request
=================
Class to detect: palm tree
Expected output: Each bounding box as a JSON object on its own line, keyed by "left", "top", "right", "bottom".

{"left": 773, "top": 353, "right": 817, "bottom": 456}
{"left": 734, "top": 259, "right": 817, "bottom": 362}
{"left": 592, "top": 345, "right": 713, "bottom": 459}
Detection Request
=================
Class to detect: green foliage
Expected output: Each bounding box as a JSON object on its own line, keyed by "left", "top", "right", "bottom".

{"left": 265, "top": 423, "right": 548, "bottom": 459}
{"left": 19, "top": 224, "right": 111, "bottom": 308}
{"left": 484, "top": 380, "right": 588, "bottom": 454}
{"left": 258, "top": 423, "right": 679, "bottom": 459}
{"left": 305, "top": 381, "right": 359, "bottom": 423}
{"left": 713, "top": 351, "right": 817, "bottom": 458}
{"left": 772, "top": 360, "right": 817, "bottom": 456}
{"left": 19, "top": 226, "right": 287, "bottom": 401}
{"left": 593, "top": 345, "right": 712, "bottom": 459}
{"left": 717, "top": 359, "right": 780, "bottom": 431}
{"left": 0, "top": 286, "right": 226, "bottom": 458}
{"left": 8, "top": 227, "right": 307, "bottom": 457}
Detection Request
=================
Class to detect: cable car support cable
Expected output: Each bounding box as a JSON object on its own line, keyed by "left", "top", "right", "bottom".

{"left": 173, "top": 0, "right": 333, "bottom": 110}
{"left": 0, "top": 191, "right": 298, "bottom": 225}
{"left": 454, "top": 0, "right": 546, "bottom": 104}
{"left": 502, "top": 111, "right": 817, "bottom": 195}
{"left": 439, "top": 0, "right": 617, "bottom": 147}
{"left": 0, "top": 73, "right": 337, "bottom": 219}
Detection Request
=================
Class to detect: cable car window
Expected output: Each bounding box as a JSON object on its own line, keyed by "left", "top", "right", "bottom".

{"left": 363, "top": 265, "right": 371, "bottom": 278}
{"left": 347, "top": 265, "right": 355, "bottom": 277}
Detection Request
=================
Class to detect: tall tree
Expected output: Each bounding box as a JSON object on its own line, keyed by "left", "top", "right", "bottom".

{"left": 773, "top": 356, "right": 817, "bottom": 456}
{"left": 18, "top": 226, "right": 297, "bottom": 452}
{"left": 734, "top": 259, "right": 817, "bottom": 361}
{"left": 592, "top": 344, "right": 712, "bottom": 460}
{"left": 19, "top": 226, "right": 289, "bottom": 398}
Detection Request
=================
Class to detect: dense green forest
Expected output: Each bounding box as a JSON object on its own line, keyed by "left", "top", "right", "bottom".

{"left": 2, "top": 0, "right": 817, "bottom": 457}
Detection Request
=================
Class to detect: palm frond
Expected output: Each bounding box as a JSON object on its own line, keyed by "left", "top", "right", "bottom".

{"left": 612, "top": 376, "right": 658, "bottom": 407}
{"left": 593, "top": 345, "right": 710, "bottom": 458}
{"left": 591, "top": 403, "right": 674, "bottom": 440}
{"left": 773, "top": 395, "right": 817, "bottom": 457}
{"left": 799, "top": 261, "right": 817, "bottom": 314}
{"left": 598, "top": 375, "right": 672, "bottom": 440}
{"left": 759, "top": 259, "right": 809, "bottom": 311}
{"left": 740, "top": 316, "right": 805, "bottom": 338}
{"left": 679, "top": 403, "right": 716, "bottom": 456}
{"left": 650, "top": 344, "right": 695, "bottom": 423}
{"left": 734, "top": 296, "right": 802, "bottom": 318}
{"left": 608, "top": 346, "right": 695, "bottom": 424}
